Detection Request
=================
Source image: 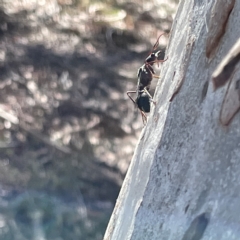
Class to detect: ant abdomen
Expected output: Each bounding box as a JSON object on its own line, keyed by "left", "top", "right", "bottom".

{"left": 136, "top": 93, "right": 150, "bottom": 113}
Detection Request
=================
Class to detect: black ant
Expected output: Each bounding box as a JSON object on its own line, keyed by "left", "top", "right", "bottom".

{"left": 127, "top": 33, "right": 168, "bottom": 124}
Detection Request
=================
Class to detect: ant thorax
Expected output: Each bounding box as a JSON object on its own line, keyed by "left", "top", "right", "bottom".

{"left": 137, "top": 64, "right": 155, "bottom": 91}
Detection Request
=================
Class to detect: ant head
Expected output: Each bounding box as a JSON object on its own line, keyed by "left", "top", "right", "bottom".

{"left": 145, "top": 51, "right": 162, "bottom": 65}
{"left": 136, "top": 92, "right": 150, "bottom": 113}
{"left": 145, "top": 53, "right": 156, "bottom": 65}
{"left": 154, "top": 50, "right": 162, "bottom": 59}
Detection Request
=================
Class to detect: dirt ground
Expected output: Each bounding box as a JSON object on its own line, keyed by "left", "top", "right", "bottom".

{"left": 0, "top": 0, "right": 177, "bottom": 239}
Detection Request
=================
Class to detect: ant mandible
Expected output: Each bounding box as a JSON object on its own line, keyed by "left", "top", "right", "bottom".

{"left": 127, "top": 33, "right": 168, "bottom": 124}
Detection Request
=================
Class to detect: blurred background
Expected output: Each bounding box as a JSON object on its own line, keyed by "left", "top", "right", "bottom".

{"left": 0, "top": 0, "right": 178, "bottom": 239}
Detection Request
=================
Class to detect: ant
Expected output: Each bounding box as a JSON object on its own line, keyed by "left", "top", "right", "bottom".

{"left": 127, "top": 33, "right": 168, "bottom": 124}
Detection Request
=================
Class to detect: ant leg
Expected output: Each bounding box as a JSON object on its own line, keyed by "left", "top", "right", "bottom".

{"left": 146, "top": 57, "right": 167, "bottom": 79}
{"left": 154, "top": 55, "right": 168, "bottom": 67}
{"left": 143, "top": 88, "right": 156, "bottom": 105}
{"left": 140, "top": 110, "right": 147, "bottom": 125}
{"left": 127, "top": 91, "right": 137, "bottom": 105}
{"left": 152, "top": 74, "right": 160, "bottom": 79}
{"left": 156, "top": 56, "right": 168, "bottom": 63}
{"left": 143, "top": 88, "right": 152, "bottom": 98}
{"left": 150, "top": 99, "right": 156, "bottom": 105}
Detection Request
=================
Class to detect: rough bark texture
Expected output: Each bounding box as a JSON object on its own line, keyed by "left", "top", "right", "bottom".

{"left": 104, "top": 0, "right": 240, "bottom": 239}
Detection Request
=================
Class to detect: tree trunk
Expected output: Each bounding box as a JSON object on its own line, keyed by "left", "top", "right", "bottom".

{"left": 104, "top": 0, "right": 240, "bottom": 239}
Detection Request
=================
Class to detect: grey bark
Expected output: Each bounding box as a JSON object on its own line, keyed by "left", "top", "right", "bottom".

{"left": 104, "top": 0, "right": 240, "bottom": 239}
